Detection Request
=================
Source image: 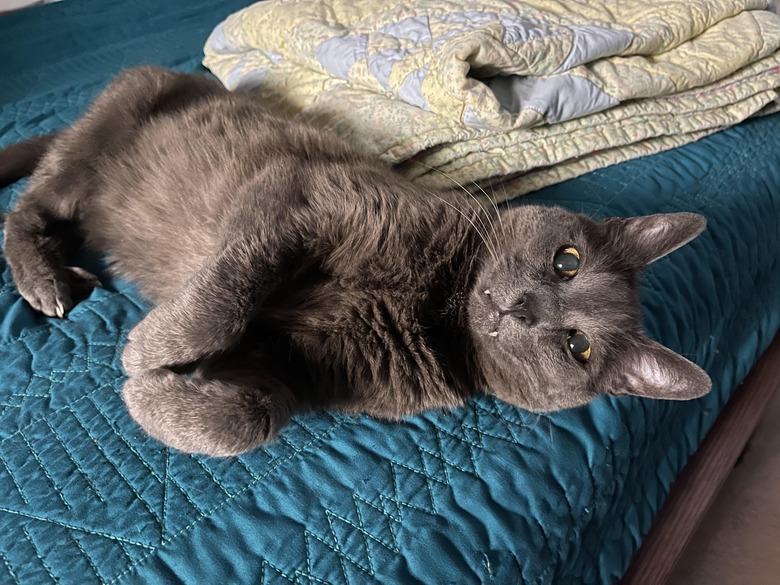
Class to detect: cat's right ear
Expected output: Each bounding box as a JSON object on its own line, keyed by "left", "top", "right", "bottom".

{"left": 607, "top": 212, "right": 707, "bottom": 268}
{"left": 603, "top": 337, "right": 712, "bottom": 401}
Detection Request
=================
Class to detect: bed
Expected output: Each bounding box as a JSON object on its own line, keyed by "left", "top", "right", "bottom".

{"left": 1, "top": 1, "right": 779, "bottom": 583}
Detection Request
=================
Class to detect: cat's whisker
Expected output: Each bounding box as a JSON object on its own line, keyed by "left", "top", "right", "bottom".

{"left": 451, "top": 178, "right": 498, "bottom": 253}
{"left": 468, "top": 181, "right": 502, "bottom": 257}
{"left": 499, "top": 178, "right": 520, "bottom": 242}
{"left": 485, "top": 180, "right": 508, "bottom": 248}
{"left": 410, "top": 160, "right": 500, "bottom": 262}
{"left": 459, "top": 180, "right": 496, "bottom": 235}
{"left": 424, "top": 189, "right": 500, "bottom": 263}
{"left": 416, "top": 179, "right": 499, "bottom": 263}
{"left": 454, "top": 187, "right": 502, "bottom": 262}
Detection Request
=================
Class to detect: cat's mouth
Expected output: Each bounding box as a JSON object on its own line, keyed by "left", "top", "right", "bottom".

{"left": 476, "top": 289, "right": 504, "bottom": 339}
{"left": 486, "top": 311, "right": 502, "bottom": 338}
{"left": 475, "top": 287, "right": 543, "bottom": 344}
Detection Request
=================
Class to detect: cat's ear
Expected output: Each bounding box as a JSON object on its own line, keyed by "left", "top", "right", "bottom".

{"left": 609, "top": 212, "right": 706, "bottom": 267}
{"left": 605, "top": 338, "right": 712, "bottom": 400}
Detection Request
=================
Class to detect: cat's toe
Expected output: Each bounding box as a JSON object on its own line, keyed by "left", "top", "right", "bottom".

{"left": 121, "top": 340, "right": 146, "bottom": 375}
{"left": 19, "top": 277, "right": 73, "bottom": 318}
{"left": 14, "top": 265, "right": 101, "bottom": 318}
{"left": 64, "top": 266, "right": 103, "bottom": 293}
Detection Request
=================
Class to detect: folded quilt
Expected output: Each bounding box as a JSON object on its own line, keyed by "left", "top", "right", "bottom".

{"left": 204, "top": 0, "right": 780, "bottom": 198}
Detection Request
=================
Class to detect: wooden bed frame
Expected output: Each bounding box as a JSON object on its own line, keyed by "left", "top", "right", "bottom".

{"left": 622, "top": 334, "right": 780, "bottom": 584}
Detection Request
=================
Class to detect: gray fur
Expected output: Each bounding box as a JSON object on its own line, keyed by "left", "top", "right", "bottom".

{"left": 0, "top": 67, "right": 712, "bottom": 456}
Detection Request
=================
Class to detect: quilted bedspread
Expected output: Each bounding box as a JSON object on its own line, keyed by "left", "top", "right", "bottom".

{"left": 204, "top": 0, "right": 780, "bottom": 197}
{"left": 2, "top": 1, "right": 780, "bottom": 584}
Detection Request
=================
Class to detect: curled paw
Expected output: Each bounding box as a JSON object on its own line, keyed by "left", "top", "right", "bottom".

{"left": 121, "top": 338, "right": 156, "bottom": 376}
{"left": 122, "top": 317, "right": 179, "bottom": 375}
{"left": 16, "top": 265, "right": 102, "bottom": 318}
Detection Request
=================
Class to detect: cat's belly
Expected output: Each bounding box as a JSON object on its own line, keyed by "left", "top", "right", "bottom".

{"left": 79, "top": 121, "right": 259, "bottom": 300}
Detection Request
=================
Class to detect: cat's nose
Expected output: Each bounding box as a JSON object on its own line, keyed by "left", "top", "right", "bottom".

{"left": 501, "top": 293, "right": 537, "bottom": 326}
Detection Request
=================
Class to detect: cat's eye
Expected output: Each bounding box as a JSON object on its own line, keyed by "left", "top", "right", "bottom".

{"left": 567, "top": 330, "right": 591, "bottom": 363}
{"left": 553, "top": 246, "right": 580, "bottom": 279}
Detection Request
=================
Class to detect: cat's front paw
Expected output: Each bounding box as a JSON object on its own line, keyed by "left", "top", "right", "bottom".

{"left": 121, "top": 339, "right": 148, "bottom": 376}
{"left": 122, "top": 315, "right": 182, "bottom": 374}
{"left": 122, "top": 335, "right": 167, "bottom": 375}
{"left": 15, "top": 265, "right": 101, "bottom": 318}
{"left": 18, "top": 274, "right": 72, "bottom": 318}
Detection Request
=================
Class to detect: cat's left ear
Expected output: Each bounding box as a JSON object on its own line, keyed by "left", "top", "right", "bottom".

{"left": 605, "top": 338, "right": 712, "bottom": 401}
{"left": 608, "top": 212, "right": 707, "bottom": 268}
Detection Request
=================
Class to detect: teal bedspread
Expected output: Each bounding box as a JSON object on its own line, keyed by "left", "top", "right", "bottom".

{"left": 1, "top": 1, "right": 779, "bottom": 583}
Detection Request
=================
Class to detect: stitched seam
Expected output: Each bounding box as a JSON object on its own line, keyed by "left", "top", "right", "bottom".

{"left": 81, "top": 394, "right": 163, "bottom": 482}
{"left": 42, "top": 419, "right": 107, "bottom": 503}
{"left": 161, "top": 451, "right": 169, "bottom": 544}
{"left": 233, "top": 455, "right": 262, "bottom": 482}
{"left": 0, "top": 382, "right": 117, "bottom": 447}
{"left": 0, "top": 295, "right": 142, "bottom": 349}
{"left": 22, "top": 525, "right": 59, "bottom": 584}
{"left": 18, "top": 430, "right": 71, "bottom": 511}
{"left": 72, "top": 535, "right": 104, "bottom": 584}
{"left": 0, "top": 449, "right": 29, "bottom": 505}
{"left": 0, "top": 548, "right": 21, "bottom": 585}
{"left": 189, "top": 457, "right": 232, "bottom": 497}
{"left": 84, "top": 394, "right": 206, "bottom": 517}
{"left": 3, "top": 507, "right": 155, "bottom": 549}
{"left": 109, "top": 418, "right": 347, "bottom": 584}
{"left": 114, "top": 541, "right": 135, "bottom": 567}
{"left": 66, "top": 406, "right": 163, "bottom": 532}
{"left": 328, "top": 508, "right": 376, "bottom": 576}
{"left": 309, "top": 527, "right": 372, "bottom": 580}
{"left": 352, "top": 494, "right": 400, "bottom": 553}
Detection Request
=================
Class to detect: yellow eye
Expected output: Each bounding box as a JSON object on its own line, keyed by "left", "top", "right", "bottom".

{"left": 567, "top": 330, "right": 591, "bottom": 363}
{"left": 554, "top": 246, "right": 580, "bottom": 279}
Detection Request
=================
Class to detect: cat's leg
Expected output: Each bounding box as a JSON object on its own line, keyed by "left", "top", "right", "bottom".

{"left": 122, "top": 367, "right": 297, "bottom": 456}
{"left": 3, "top": 177, "right": 101, "bottom": 317}
{"left": 3, "top": 94, "right": 102, "bottom": 317}
{"left": 121, "top": 222, "right": 296, "bottom": 374}
{"left": 121, "top": 169, "right": 308, "bottom": 373}
{"left": 3, "top": 68, "right": 223, "bottom": 317}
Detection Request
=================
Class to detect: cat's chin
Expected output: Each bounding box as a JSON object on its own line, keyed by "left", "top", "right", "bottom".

{"left": 488, "top": 379, "right": 599, "bottom": 413}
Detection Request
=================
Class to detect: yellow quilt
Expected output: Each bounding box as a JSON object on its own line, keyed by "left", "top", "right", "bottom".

{"left": 204, "top": 0, "right": 780, "bottom": 198}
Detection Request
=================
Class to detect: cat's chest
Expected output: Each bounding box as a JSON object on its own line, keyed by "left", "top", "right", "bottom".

{"left": 279, "top": 268, "right": 448, "bottom": 355}
{"left": 282, "top": 275, "right": 429, "bottom": 340}
{"left": 256, "top": 251, "right": 471, "bottom": 412}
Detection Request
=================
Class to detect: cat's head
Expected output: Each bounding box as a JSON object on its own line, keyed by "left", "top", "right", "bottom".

{"left": 468, "top": 204, "right": 711, "bottom": 411}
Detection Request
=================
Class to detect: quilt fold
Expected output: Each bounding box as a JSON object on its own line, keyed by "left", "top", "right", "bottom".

{"left": 204, "top": 0, "right": 780, "bottom": 198}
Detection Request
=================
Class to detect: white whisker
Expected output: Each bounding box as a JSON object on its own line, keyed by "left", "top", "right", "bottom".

{"left": 485, "top": 180, "right": 507, "bottom": 245}
{"left": 414, "top": 161, "right": 495, "bottom": 256}
{"left": 499, "top": 178, "right": 519, "bottom": 242}
{"left": 424, "top": 189, "right": 500, "bottom": 263}
{"left": 411, "top": 160, "right": 501, "bottom": 261}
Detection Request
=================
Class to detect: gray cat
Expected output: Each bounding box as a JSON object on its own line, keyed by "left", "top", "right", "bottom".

{"left": 0, "top": 67, "right": 711, "bottom": 457}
